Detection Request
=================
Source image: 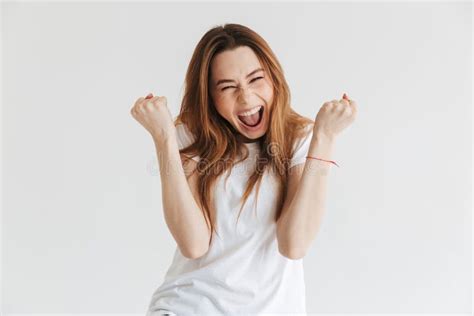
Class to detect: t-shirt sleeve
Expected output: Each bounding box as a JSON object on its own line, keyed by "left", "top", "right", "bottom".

{"left": 289, "top": 123, "right": 314, "bottom": 168}
{"left": 174, "top": 122, "right": 200, "bottom": 162}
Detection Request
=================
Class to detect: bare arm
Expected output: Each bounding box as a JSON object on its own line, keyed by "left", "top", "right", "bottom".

{"left": 131, "top": 94, "right": 210, "bottom": 259}
{"left": 276, "top": 95, "right": 357, "bottom": 259}
{"left": 154, "top": 134, "right": 211, "bottom": 259}
{"left": 276, "top": 134, "right": 334, "bottom": 260}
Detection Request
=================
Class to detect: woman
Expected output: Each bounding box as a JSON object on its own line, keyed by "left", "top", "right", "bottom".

{"left": 131, "top": 23, "right": 357, "bottom": 316}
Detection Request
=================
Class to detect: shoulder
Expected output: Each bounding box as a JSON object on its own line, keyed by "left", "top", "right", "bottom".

{"left": 174, "top": 121, "right": 200, "bottom": 163}
{"left": 175, "top": 121, "right": 194, "bottom": 143}
{"left": 292, "top": 122, "right": 314, "bottom": 152}
{"left": 289, "top": 122, "right": 315, "bottom": 168}
{"left": 175, "top": 122, "right": 197, "bottom": 150}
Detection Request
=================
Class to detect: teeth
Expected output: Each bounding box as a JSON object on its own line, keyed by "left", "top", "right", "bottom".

{"left": 238, "top": 105, "right": 262, "bottom": 117}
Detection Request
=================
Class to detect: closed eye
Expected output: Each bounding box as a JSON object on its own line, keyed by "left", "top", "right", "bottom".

{"left": 221, "top": 76, "right": 264, "bottom": 91}
{"left": 251, "top": 76, "right": 264, "bottom": 83}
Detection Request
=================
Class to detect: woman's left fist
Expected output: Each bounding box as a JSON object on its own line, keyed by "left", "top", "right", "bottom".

{"left": 313, "top": 93, "right": 358, "bottom": 139}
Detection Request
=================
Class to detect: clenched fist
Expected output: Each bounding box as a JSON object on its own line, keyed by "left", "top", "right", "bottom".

{"left": 313, "top": 93, "right": 358, "bottom": 139}
{"left": 130, "top": 93, "right": 176, "bottom": 145}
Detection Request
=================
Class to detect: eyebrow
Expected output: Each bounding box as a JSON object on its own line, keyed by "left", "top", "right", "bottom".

{"left": 215, "top": 68, "right": 264, "bottom": 87}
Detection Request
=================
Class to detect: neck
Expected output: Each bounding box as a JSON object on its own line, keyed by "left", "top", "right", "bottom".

{"left": 236, "top": 134, "right": 261, "bottom": 143}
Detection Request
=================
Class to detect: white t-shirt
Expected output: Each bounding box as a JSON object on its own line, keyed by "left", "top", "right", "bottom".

{"left": 147, "top": 121, "right": 314, "bottom": 316}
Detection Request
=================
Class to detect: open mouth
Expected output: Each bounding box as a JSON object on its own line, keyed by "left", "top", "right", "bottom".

{"left": 237, "top": 105, "right": 264, "bottom": 129}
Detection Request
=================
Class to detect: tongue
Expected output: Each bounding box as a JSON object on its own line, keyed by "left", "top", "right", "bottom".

{"left": 238, "top": 111, "right": 260, "bottom": 126}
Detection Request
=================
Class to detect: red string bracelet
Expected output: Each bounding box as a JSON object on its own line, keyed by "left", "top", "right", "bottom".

{"left": 306, "top": 155, "right": 340, "bottom": 168}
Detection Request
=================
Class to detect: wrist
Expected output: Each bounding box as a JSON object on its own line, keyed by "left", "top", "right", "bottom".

{"left": 308, "top": 133, "right": 335, "bottom": 158}
{"left": 312, "top": 128, "right": 336, "bottom": 142}
{"left": 152, "top": 132, "right": 176, "bottom": 149}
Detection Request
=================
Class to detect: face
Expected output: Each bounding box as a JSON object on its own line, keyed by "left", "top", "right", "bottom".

{"left": 209, "top": 46, "right": 274, "bottom": 142}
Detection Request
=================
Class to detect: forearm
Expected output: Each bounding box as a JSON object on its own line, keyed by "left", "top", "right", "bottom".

{"left": 278, "top": 134, "right": 335, "bottom": 259}
{"left": 154, "top": 135, "right": 210, "bottom": 258}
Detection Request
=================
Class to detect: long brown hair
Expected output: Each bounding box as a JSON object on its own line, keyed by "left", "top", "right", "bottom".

{"left": 174, "top": 23, "right": 313, "bottom": 246}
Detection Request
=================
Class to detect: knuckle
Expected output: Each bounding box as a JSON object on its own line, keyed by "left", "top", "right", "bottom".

{"left": 135, "top": 97, "right": 144, "bottom": 105}
{"left": 145, "top": 100, "right": 154, "bottom": 107}
{"left": 158, "top": 97, "right": 167, "bottom": 104}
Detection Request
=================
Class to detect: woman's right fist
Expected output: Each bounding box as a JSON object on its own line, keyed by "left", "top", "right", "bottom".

{"left": 130, "top": 93, "right": 176, "bottom": 143}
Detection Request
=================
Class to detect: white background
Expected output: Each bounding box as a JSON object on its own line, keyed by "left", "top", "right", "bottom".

{"left": 1, "top": 1, "right": 472, "bottom": 314}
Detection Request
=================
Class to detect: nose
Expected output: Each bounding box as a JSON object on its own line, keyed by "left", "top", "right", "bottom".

{"left": 236, "top": 86, "right": 253, "bottom": 106}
